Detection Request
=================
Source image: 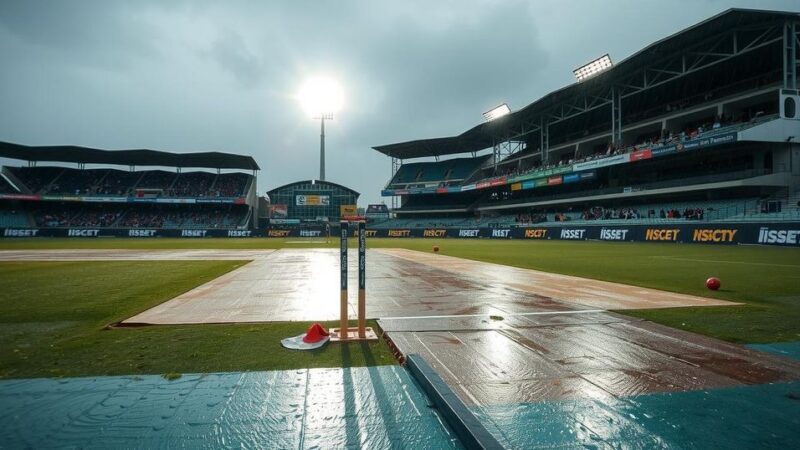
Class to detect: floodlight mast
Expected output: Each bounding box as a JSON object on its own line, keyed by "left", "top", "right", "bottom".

{"left": 315, "top": 114, "right": 333, "bottom": 181}
{"left": 299, "top": 76, "right": 343, "bottom": 182}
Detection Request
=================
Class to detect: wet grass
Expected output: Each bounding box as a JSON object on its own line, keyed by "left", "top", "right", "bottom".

{"left": 1, "top": 237, "right": 799, "bottom": 343}
{"left": 0, "top": 261, "right": 394, "bottom": 379}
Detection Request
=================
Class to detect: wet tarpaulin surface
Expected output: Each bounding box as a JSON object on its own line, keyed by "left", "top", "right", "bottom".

{"left": 384, "top": 315, "right": 800, "bottom": 407}
{"left": 473, "top": 381, "right": 800, "bottom": 449}
{"left": 0, "top": 367, "right": 462, "bottom": 449}
{"left": 748, "top": 341, "right": 800, "bottom": 361}
{"left": 385, "top": 313, "right": 800, "bottom": 448}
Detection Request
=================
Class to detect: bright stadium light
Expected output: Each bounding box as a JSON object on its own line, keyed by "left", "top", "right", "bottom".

{"left": 573, "top": 54, "right": 613, "bottom": 82}
{"left": 298, "top": 76, "right": 344, "bottom": 181}
{"left": 483, "top": 103, "right": 511, "bottom": 121}
{"left": 298, "top": 76, "right": 343, "bottom": 118}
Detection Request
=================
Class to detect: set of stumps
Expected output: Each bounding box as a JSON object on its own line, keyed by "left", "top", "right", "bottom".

{"left": 330, "top": 220, "right": 377, "bottom": 342}
{"left": 329, "top": 221, "right": 503, "bottom": 448}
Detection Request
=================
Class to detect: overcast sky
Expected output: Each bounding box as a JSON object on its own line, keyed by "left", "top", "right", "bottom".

{"left": 0, "top": 0, "right": 797, "bottom": 205}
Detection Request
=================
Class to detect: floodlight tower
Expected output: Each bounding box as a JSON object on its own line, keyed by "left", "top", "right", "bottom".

{"left": 317, "top": 113, "right": 332, "bottom": 181}
{"left": 573, "top": 54, "right": 618, "bottom": 143}
{"left": 484, "top": 103, "right": 512, "bottom": 170}
{"left": 299, "top": 77, "right": 344, "bottom": 182}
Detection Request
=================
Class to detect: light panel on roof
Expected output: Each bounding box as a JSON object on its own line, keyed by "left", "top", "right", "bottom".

{"left": 483, "top": 103, "right": 511, "bottom": 121}
{"left": 573, "top": 54, "right": 613, "bottom": 81}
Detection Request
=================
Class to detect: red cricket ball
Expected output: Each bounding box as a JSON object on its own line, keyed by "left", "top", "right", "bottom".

{"left": 432, "top": 246, "right": 440, "bottom": 253}
{"left": 706, "top": 277, "right": 721, "bottom": 291}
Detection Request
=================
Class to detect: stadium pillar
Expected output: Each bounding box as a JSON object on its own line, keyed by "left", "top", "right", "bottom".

{"left": 784, "top": 21, "right": 798, "bottom": 90}
{"left": 492, "top": 140, "right": 499, "bottom": 170}
{"left": 611, "top": 86, "right": 622, "bottom": 145}
{"left": 391, "top": 157, "right": 401, "bottom": 209}
{"left": 540, "top": 117, "right": 549, "bottom": 163}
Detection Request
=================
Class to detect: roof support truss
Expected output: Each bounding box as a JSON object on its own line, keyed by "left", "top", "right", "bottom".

{"left": 545, "top": 87, "right": 613, "bottom": 123}
{"left": 617, "top": 22, "right": 784, "bottom": 99}
{"left": 784, "top": 20, "right": 799, "bottom": 90}
{"left": 493, "top": 20, "right": 787, "bottom": 152}
{"left": 492, "top": 141, "right": 526, "bottom": 170}
{"left": 377, "top": 14, "right": 794, "bottom": 161}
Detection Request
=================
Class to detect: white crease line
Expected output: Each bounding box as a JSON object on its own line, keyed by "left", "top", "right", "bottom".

{"left": 381, "top": 309, "right": 605, "bottom": 321}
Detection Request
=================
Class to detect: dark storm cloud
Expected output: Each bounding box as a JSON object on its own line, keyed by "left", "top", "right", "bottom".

{"left": 355, "top": 1, "right": 549, "bottom": 144}
{"left": 0, "top": 0, "right": 798, "bottom": 204}
{"left": 206, "top": 29, "right": 265, "bottom": 88}
{"left": 0, "top": 0, "right": 162, "bottom": 69}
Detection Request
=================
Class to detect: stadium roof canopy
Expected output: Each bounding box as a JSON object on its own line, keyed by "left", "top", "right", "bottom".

{"left": 0, "top": 141, "right": 260, "bottom": 170}
{"left": 373, "top": 8, "right": 799, "bottom": 160}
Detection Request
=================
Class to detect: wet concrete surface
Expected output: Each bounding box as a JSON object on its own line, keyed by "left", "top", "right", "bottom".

{"left": 109, "top": 248, "right": 735, "bottom": 324}
{"left": 124, "top": 248, "right": 597, "bottom": 324}
{"left": 380, "top": 248, "right": 736, "bottom": 310}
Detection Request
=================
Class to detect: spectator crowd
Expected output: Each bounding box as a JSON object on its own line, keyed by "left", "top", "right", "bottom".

{"left": 10, "top": 168, "right": 251, "bottom": 198}
{"left": 32, "top": 205, "right": 247, "bottom": 229}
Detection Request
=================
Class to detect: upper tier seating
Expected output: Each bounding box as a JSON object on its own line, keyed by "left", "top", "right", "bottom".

{"left": 476, "top": 114, "right": 780, "bottom": 189}
{"left": 5, "top": 167, "right": 252, "bottom": 198}
{"left": 388, "top": 156, "right": 490, "bottom": 187}
{"left": 172, "top": 172, "right": 215, "bottom": 197}
{"left": 135, "top": 170, "right": 177, "bottom": 191}
{"left": 8, "top": 167, "right": 63, "bottom": 193}
{"left": 385, "top": 198, "right": 774, "bottom": 228}
{"left": 44, "top": 169, "right": 108, "bottom": 195}
{"left": 96, "top": 170, "right": 143, "bottom": 196}
{"left": 213, "top": 173, "right": 250, "bottom": 197}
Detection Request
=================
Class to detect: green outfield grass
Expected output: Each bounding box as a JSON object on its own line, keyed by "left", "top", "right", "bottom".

{"left": 1, "top": 237, "right": 799, "bottom": 346}
{"left": 0, "top": 261, "right": 394, "bottom": 379}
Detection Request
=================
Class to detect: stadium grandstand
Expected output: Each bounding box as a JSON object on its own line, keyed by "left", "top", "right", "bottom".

{"left": 264, "top": 180, "right": 360, "bottom": 226}
{"left": 373, "top": 9, "right": 800, "bottom": 230}
{"left": 0, "top": 142, "right": 259, "bottom": 236}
